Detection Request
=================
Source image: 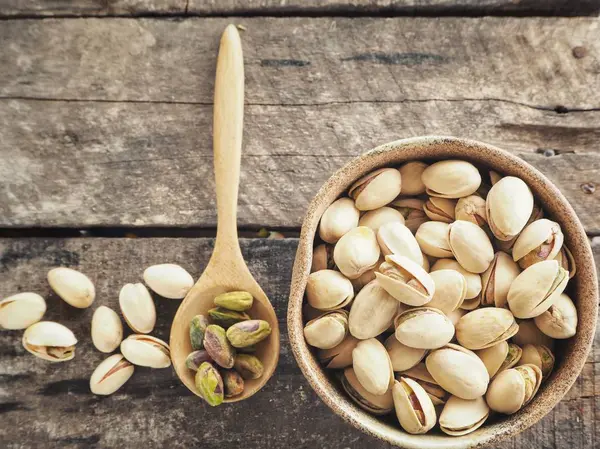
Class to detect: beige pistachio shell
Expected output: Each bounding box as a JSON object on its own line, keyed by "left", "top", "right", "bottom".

{"left": 398, "top": 161, "right": 428, "bottom": 195}
{"left": 47, "top": 267, "right": 95, "bottom": 308}
{"left": 349, "top": 168, "right": 402, "bottom": 211}
{"left": 507, "top": 260, "right": 569, "bottom": 319}
{"left": 431, "top": 259, "right": 482, "bottom": 300}
{"left": 393, "top": 378, "right": 437, "bottom": 434}
{"left": 22, "top": 321, "right": 77, "bottom": 362}
{"left": 306, "top": 269, "right": 354, "bottom": 311}
{"left": 481, "top": 252, "right": 521, "bottom": 308}
{"left": 455, "top": 195, "right": 488, "bottom": 227}
{"left": 352, "top": 338, "right": 394, "bottom": 395}
{"left": 391, "top": 198, "right": 429, "bottom": 233}
{"left": 120, "top": 334, "right": 171, "bottom": 369}
{"left": 486, "top": 364, "right": 542, "bottom": 414}
{"left": 395, "top": 308, "right": 455, "bottom": 350}
{"left": 359, "top": 207, "right": 406, "bottom": 234}
{"left": 513, "top": 219, "right": 564, "bottom": 269}
{"left": 426, "top": 270, "right": 467, "bottom": 314}
{"left": 519, "top": 344, "right": 555, "bottom": 379}
{"left": 399, "top": 363, "right": 449, "bottom": 406}
{"left": 460, "top": 296, "right": 481, "bottom": 311}
{"left": 423, "top": 197, "right": 457, "bottom": 223}
{"left": 439, "top": 395, "right": 490, "bottom": 436}
{"left": 311, "top": 244, "right": 335, "bottom": 273}
{"left": 119, "top": 283, "right": 156, "bottom": 334}
{"left": 377, "top": 222, "right": 423, "bottom": 266}
{"left": 534, "top": 293, "right": 577, "bottom": 339}
{"left": 446, "top": 308, "right": 467, "bottom": 326}
{"left": 334, "top": 226, "right": 381, "bottom": 279}
{"left": 318, "top": 335, "right": 360, "bottom": 369}
{"left": 456, "top": 308, "right": 518, "bottom": 350}
{"left": 421, "top": 160, "right": 481, "bottom": 198}
{"left": 349, "top": 280, "right": 398, "bottom": 340}
{"left": 342, "top": 367, "right": 394, "bottom": 415}
{"left": 143, "top": 264, "right": 194, "bottom": 299}
{"left": 385, "top": 334, "right": 427, "bottom": 372}
{"left": 91, "top": 306, "right": 123, "bottom": 353}
{"left": 304, "top": 310, "right": 349, "bottom": 349}
{"left": 554, "top": 245, "right": 577, "bottom": 279}
{"left": 513, "top": 319, "right": 555, "bottom": 349}
{"left": 318, "top": 197, "right": 360, "bottom": 244}
{"left": 415, "top": 221, "right": 452, "bottom": 258}
{"left": 486, "top": 176, "right": 534, "bottom": 241}
{"left": 375, "top": 255, "right": 435, "bottom": 306}
{"left": 0, "top": 292, "right": 46, "bottom": 330}
{"left": 90, "top": 353, "right": 134, "bottom": 395}
{"left": 448, "top": 220, "right": 494, "bottom": 274}
{"left": 475, "top": 341, "right": 522, "bottom": 378}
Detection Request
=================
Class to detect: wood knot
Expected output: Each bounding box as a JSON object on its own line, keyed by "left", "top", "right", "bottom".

{"left": 580, "top": 182, "right": 595, "bottom": 194}
{"left": 572, "top": 46, "right": 587, "bottom": 59}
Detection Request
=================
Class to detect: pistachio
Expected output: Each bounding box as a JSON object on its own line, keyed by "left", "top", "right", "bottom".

{"left": 304, "top": 310, "right": 349, "bottom": 349}
{"left": 233, "top": 354, "right": 264, "bottom": 379}
{"left": 375, "top": 255, "right": 435, "bottom": 306}
{"left": 306, "top": 269, "right": 354, "bottom": 311}
{"left": 311, "top": 244, "right": 336, "bottom": 273}
{"left": 333, "top": 226, "right": 381, "bottom": 279}
{"left": 91, "top": 306, "right": 123, "bottom": 353}
{"left": 448, "top": 220, "right": 494, "bottom": 274}
{"left": 0, "top": 292, "right": 46, "bottom": 330}
{"left": 341, "top": 367, "right": 394, "bottom": 415}
{"left": 47, "top": 267, "right": 95, "bottom": 309}
{"left": 195, "top": 362, "right": 224, "bottom": 406}
{"left": 395, "top": 308, "right": 455, "bottom": 350}
{"left": 534, "top": 293, "right": 577, "bottom": 339}
{"left": 352, "top": 338, "right": 394, "bottom": 395}
{"left": 190, "top": 314, "right": 209, "bottom": 350}
{"left": 513, "top": 219, "right": 564, "bottom": 269}
{"left": 399, "top": 363, "right": 449, "bottom": 406}
{"left": 426, "top": 270, "right": 467, "bottom": 314}
{"left": 318, "top": 335, "right": 360, "bottom": 369}
{"left": 90, "top": 354, "right": 134, "bottom": 396}
{"left": 119, "top": 283, "right": 156, "bottom": 334}
{"left": 439, "top": 395, "right": 489, "bottom": 436}
{"left": 519, "top": 344, "right": 555, "bottom": 379}
{"left": 554, "top": 245, "right": 576, "bottom": 279}
{"left": 485, "top": 364, "right": 542, "bottom": 414}
{"left": 226, "top": 320, "right": 272, "bottom": 348}
{"left": 475, "top": 341, "right": 522, "bottom": 378}
{"left": 120, "top": 334, "right": 171, "bottom": 368}
{"left": 486, "top": 176, "right": 534, "bottom": 241}
{"left": 421, "top": 160, "right": 481, "bottom": 198}
{"left": 358, "top": 207, "right": 405, "bottom": 234}
{"left": 391, "top": 198, "right": 429, "bottom": 233}
{"left": 423, "top": 197, "right": 457, "bottom": 223}
{"left": 222, "top": 369, "right": 245, "bottom": 398}
{"left": 143, "top": 263, "right": 194, "bottom": 299}
{"left": 459, "top": 296, "right": 481, "bottom": 311}
{"left": 385, "top": 334, "right": 427, "bottom": 372}
{"left": 348, "top": 280, "right": 398, "bottom": 339}
{"left": 455, "top": 195, "right": 488, "bottom": 227}
{"left": 393, "top": 377, "right": 437, "bottom": 434}
{"left": 507, "top": 260, "right": 569, "bottom": 319}
{"left": 377, "top": 222, "right": 424, "bottom": 267}
{"left": 415, "top": 221, "right": 452, "bottom": 258}
{"left": 481, "top": 252, "right": 521, "bottom": 308}
{"left": 446, "top": 308, "right": 467, "bottom": 326}
{"left": 431, "top": 259, "right": 482, "bottom": 300}
{"left": 22, "top": 321, "right": 77, "bottom": 362}
{"left": 350, "top": 263, "right": 379, "bottom": 292}
{"left": 214, "top": 291, "right": 254, "bottom": 311}
{"left": 398, "top": 161, "right": 428, "bottom": 195}
{"left": 349, "top": 168, "right": 402, "bottom": 211}
{"left": 426, "top": 344, "right": 489, "bottom": 400}
{"left": 456, "top": 308, "right": 518, "bottom": 350}
{"left": 319, "top": 197, "right": 360, "bottom": 243}
{"left": 203, "top": 325, "right": 236, "bottom": 368}
{"left": 513, "top": 319, "right": 555, "bottom": 348}
{"left": 495, "top": 202, "right": 544, "bottom": 253}
{"left": 208, "top": 307, "right": 250, "bottom": 329}
{"left": 186, "top": 350, "right": 212, "bottom": 371}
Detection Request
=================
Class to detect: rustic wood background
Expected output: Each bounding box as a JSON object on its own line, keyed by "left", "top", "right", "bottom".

{"left": 0, "top": 1, "right": 598, "bottom": 448}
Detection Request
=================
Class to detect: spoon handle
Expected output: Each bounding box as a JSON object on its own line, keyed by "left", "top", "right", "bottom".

{"left": 213, "top": 24, "right": 244, "bottom": 253}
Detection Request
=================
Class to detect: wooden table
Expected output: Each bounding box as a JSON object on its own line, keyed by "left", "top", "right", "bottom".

{"left": 0, "top": 1, "right": 598, "bottom": 448}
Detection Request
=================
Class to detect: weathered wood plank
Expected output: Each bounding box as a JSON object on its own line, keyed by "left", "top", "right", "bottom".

{"left": 0, "top": 0, "right": 186, "bottom": 16}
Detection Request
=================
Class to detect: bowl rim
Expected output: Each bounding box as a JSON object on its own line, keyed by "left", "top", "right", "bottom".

{"left": 287, "top": 136, "right": 598, "bottom": 448}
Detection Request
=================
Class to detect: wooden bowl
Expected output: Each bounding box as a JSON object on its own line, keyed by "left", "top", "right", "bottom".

{"left": 287, "top": 136, "right": 598, "bottom": 448}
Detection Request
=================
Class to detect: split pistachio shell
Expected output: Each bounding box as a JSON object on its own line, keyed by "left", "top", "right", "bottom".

{"left": 306, "top": 269, "right": 354, "bottom": 311}
{"left": 391, "top": 198, "right": 429, "bottom": 233}
{"left": 120, "top": 334, "right": 171, "bottom": 368}
{"left": 0, "top": 292, "right": 46, "bottom": 330}
{"left": 334, "top": 226, "right": 381, "bottom": 279}
{"left": 423, "top": 197, "right": 457, "bottom": 223}
{"left": 90, "top": 354, "right": 134, "bottom": 395}
{"left": 393, "top": 377, "right": 437, "bottom": 434}
{"left": 375, "top": 255, "right": 434, "bottom": 306}
{"left": 399, "top": 363, "right": 449, "bottom": 406}
{"left": 448, "top": 220, "right": 494, "bottom": 274}
{"left": 91, "top": 306, "right": 123, "bottom": 353}
{"left": 318, "top": 335, "right": 360, "bottom": 369}
{"left": 415, "top": 221, "right": 452, "bottom": 258}
{"left": 304, "top": 310, "right": 349, "bottom": 349}
{"left": 486, "top": 364, "right": 542, "bottom": 414}
{"left": 359, "top": 207, "right": 405, "bottom": 234}
{"left": 395, "top": 308, "right": 454, "bottom": 350}
{"left": 456, "top": 308, "right": 518, "bottom": 350}
{"left": 426, "top": 344, "right": 489, "bottom": 400}
{"left": 426, "top": 270, "right": 467, "bottom": 314}
{"left": 507, "top": 260, "right": 569, "bottom": 319}
{"left": 422, "top": 160, "right": 481, "bottom": 198}
{"left": 455, "top": 195, "right": 488, "bottom": 227}
{"left": 349, "top": 168, "right": 402, "bottom": 211}
{"left": 377, "top": 222, "right": 423, "bottom": 268}
{"left": 385, "top": 334, "right": 427, "bottom": 372}
{"left": 311, "top": 244, "right": 335, "bottom": 273}
{"left": 481, "top": 252, "right": 521, "bottom": 308}
{"left": 439, "top": 395, "right": 490, "bottom": 436}
{"left": 214, "top": 291, "right": 253, "bottom": 311}
{"left": 349, "top": 280, "right": 397, "bottom": 339}
{"left": 513, "top": 319, "right": 555, "bottom": 348}
{"left": 486, "top": 176, "right": 534, "bottom": 241}
{"left": 519, "top": 344, "right": 555, "bottom": 378}
{"left": 352, "top": 338, "right": 394, "bottom": 395}
{"left": 431, "top": 259, "right": 482, "bottom": 300}
{"left": 119, "top": 283, "right": 156, "bottom": 334}
{"left": 398, "top": 161, "right": 428, "bottom": 195}
{"left": 513, "top": 219, "right": 564, "bottom": 269}
{"left": 342, "top": 367, "right": 394, "bottom": 415}
{"left": 22, "top": 321, "right": 77, "bottom": 362}
{"left": 47, "top": 267, "right": 95, "bottom": 308}
{"left": 475, "top": 341, "right": 522, "bottom": 378}
{"left": 143, "top": 263, "right": 194, "bottom": 299}
{"left": 534, "top": 293, "right": 577, "bottom": 339}
{"left": 446, "top": 308, "right": 467, "bottom": 326}
{"left": 554, "top": 245, "right": 576, "bottom": 279}
{"left": 319, "top": 197, "right": 360, "bottom": 243}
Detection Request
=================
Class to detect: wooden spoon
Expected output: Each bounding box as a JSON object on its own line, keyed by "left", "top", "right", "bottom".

{"left": 170, "top": 24, "right": 280, "bottom": 402}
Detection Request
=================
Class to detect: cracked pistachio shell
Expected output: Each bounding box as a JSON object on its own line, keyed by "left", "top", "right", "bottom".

{"left": 204, "top": 325, "right": 236, "bottom": 368}
{"left": 513, "top": 319, "right": 555, "bottom": 349}
{"left": 214, "top": 291, "right": 253, "bottom": 312}
{"left": 415, "top": 221, "right": 452, "bottom": 258}
{"left": 398, "top": 161, "right": 428, "bottom": 195}
{"left": 348, "top": 280, "right": 397, "bottom": 340}
{"left": 423, "top": 197, "right": 457, "bottom": 223}
{"left": 534, "top": 293, "right": 577, "bottom": 339}
{"left": 143, "top": 263, "right": 194, "bottom": 299}
{"left": 186, "top": 350, "right": 212, "bottom": 371}
{"left": 375, "top": 255, "right": 435, "bottom": 306}
{"left": 120, "top": 334, "right": 171, "bottom": 368}
{"left": 306, "top": 269, "right": 354, "bottom": 311}
{"left": 439, "top": 395, "right": 490, "bottom": 436}
{"left": 349, "top": 168, "right": 402, "bottom": 211}
{"left": 422, "top": 160, "right": 481, "bottom": 198}
{"left": 359, "top": 207, "right": 405, "bottom": 234}
{"left": 395, "top": 308, "right": 455, "bottom": 350}
{"left": 233, "top": 354, "right": 264, "bottom": 379}
{"left": 0, "top": 292, "right": 46, "bottom": 330}
{"left": 426, "top": 343, "right": 489, "bottom": 400}
{"left": 431, "top": 259, "right": 482, "bottom": 300}
{"left": 448, "top": 220, "right": 494, "bottom": 274}
{"left": 513, "top": 219, "right": 564, "bottom": 269}
{"left": 190, "top": 314, "right": 209, "bottom": 350}
{"left": 399, "top": 363, "right": 449, "bottom": 406}
{"left": 455, "top": 195, "right": 488, "bottom": 227}
{"left": 391, "top": 198, "right": 429, "bottom": 233}
{"left": 507, "top": 260, "right": 569, "bottom": 319}
{"left": 91, "top": 306, "right": 123, "bottom": 353}
{"left": 226, "top": 320, "right": 272, "bottom": 348}
{"left": 446, "top": 308, "right": 467, "bottom": 327}
{"left": 554, "top": 245, "right": 576, "bottom": 279}
{"left": 352, "top": 338, "right": 394, "bottom": 395}
{"left": 311, "top": 244, "right": 336, "bottom": 273}
{"left": 377, "top": 222, "right": 424, "bottom": 267}
{"left": 90, "top": 354, "right": 134, "bottom": 395}
{"left": 48, "top": 267, "right": 95, "bottom": 309}
{"left": 393, "top": 377, "right": 437, "bottom": 434}
{"left": 222, "top": 369, "right": 245, "bottom": 398}
{"left": 195, "top": 362, "right": 224, "bottom": 406}
{"left": 481, "top": 252, "right": 521, "bottom": 308}
{"left": 318, "top": 335, "right": 360, "bottom": 369}
{"left": 304, "top": 310, "right": 349, "bottom": 349}
{"left": 119, "top": 283, "right": 156, "bottom": 334}
{"left": 426, "top": 270, "right": 467, "bottom": 314}
{"left": 486, "top": 364, "right": 542, "bottom": 414}
{"left": 519, "top": 344, "right": 555, "bottom": 379}
{"left": 486, "top": 176, "right": 534, "bottom": 241}
{"left": 208, "top": 308, "right": 250, "bottom": 329}
{"left": 385, "top": 334, "right": 427, "bottom": 372}
{"left": 319, "top": 197, "right": 360, "bottom": 243}
{"left": 456, "top": 308, "right": 519, "bottom": 350}
{"left": 475, "top": 341, "right": 522, "bottom": 378}
{"left": 334, "top": 226, "right": 381, "bottom": 279}
{"left": 342, "top": 367, "right": 394, "bottom": 415}
{"left": 23, "top": 321, "right": 77, "bottom": 362}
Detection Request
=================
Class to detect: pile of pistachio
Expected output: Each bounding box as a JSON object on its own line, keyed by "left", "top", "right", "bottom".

{"left": 304, "top": 160, "right": 577, "bottom": 436}
{"left": 0, "top": 263, "right": 195, "bottom": 396}
{"left": 185, "top": 291, "right": 272, "bottom": 406}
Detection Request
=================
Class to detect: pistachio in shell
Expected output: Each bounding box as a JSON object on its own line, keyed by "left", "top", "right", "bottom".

{"left": 377, "top": 222, "right": 424, "bottom": 267}
{"left": 393, "top": 377, "right": 437, "bottom": 434}
{"left": 375, "top": 255, "right": 435, "bottom": 306}
{"left": 399, "top": 363, "right": 449, "bottom": 406}
{"left": 359, "top": 207, "right": 405, "bottom": 234}
{"left": 349, "top": 168, "right": 402, "bottom": 211}
{"left": 421, "top": 160, "right": 481, "bottom": 198}
{"left": 214, "top": 291, "right": 254, "bottom": 312}
{"left": 195, "top": 362, "right": 224, "bottom": 406}
{"left": 395, "top": 308, "right": 455, "bottom": 350}
{"left": 233, "top": 354, "right": 264, "bottom": 379}
{"left": 554, "top": 245, "right": 576, "bottom": 279}
{"left": 426, "top": 269, "right": 467, "bottom": 314}
{"left": 415, "top": 221, "right": 452, "bottom": 258}
{"left": 391, "top": 198, "right": 429, "bottom": 233}
{"left": 0, "top": 292, "right": 46, "bottom": 330}
{"left": 90, "top": 353, "right": 134, "bottom": 396}
{"left": 385, "top": 334, "right": 427, "bottom": 372}
{"left": 306, "top": 269, "right": 354, "bottom": 311}
{"left": 534, "top": 293, "right": 577, "bottom": 339}
{"left": 513, "top": 319, "right": 555, "bottom": 349}
{"left": 448, "top": 220, "right": 494, "bottom": 274}
{"left": 439, "top": 395, "right": 490, "bottom": 436}
{"left": 189, "top": 314, "right": 209, "bottom": 350}
{"left": 222, "top": 369, "right": 245, "bottom": 398}
{"left": 318, "top": 335, "right": 360, "bottom": 369}
{"left": 47, "top": 267, "right": 95, "bottom": 309}
{"left": 226, "top": 320, "right": 272, "bottom": 348}
{"left": 459, "top": 296, "right": 481, "bottom": 311}
{"left": 91, "top": 305, "right": 123, "bottom": 353}
{"left": 203, "top": 325, "right": 236, "bottom": 368}
{"left": 186, "top": 350, "right": 212, "bottom": 371}
{"left": 513, "top": 219, "right": 564, "bottom": 269}
{"left": 475, "top": 341, "right": 522, "bottom": 378}
{"left": 119, "top": 283, "right": 156, "bottom": 334}
{"left": 208, "top": 307, "right": 250, "bottom": 329}
{"left": 495, "top": 202, "right": 544, "bottom": 253}
{"left": 518, "top": 344, "right": 555, "bottom": 379}
{"left": 352, "top": 338, "right": 394, "bottom": 395}
{"left": 333, "top": 226, "right": 381, "bottom": 280}
{"left": 341, "top": 367, "right": 394, "bottom": 415}
{"left": 398, "top": 161, "right": 428, "bottom": 195}
{"left": 485, "top": 364, "right": 542, "bottom": 414}
{"left": 311, "top": 244, "right": 336, "bottom": 273}
{"left": 120, "top": 334, "right": 171, "bottom": 368}
{"left": 431, "top": 259, "right": 482, "bottom": 300}
{"left": 304, "top": 310, "right": 348, "bottom": 349}
{"left": 423, "top": 197, "right": 457, "bottom": 223}
{"left": 455, "top": 195, "right": 488, "bottom": 227}
{"left": 481, "top": 251, "right": 521, "bottom": 308}
{"left": 22, "top": 321, "right": 77, "bottom": 362}
{"left": 318, "top": 197, "right": 360, "bottom": 243}
{"left": 456, "top": 307, "right": 518, "bottom": 350}
{"left": 348, "top": 280, "right": 398, "bottom": 340}
{"left": 486, "top": 176, "right": 534, "bottom": 241}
